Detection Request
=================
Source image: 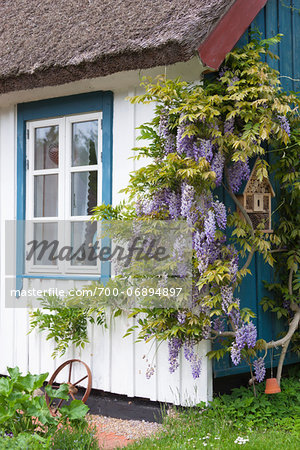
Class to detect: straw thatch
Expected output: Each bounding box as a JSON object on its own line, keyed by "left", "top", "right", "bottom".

{"left": 0, "top": 0, "right": 235, "bottom": 93}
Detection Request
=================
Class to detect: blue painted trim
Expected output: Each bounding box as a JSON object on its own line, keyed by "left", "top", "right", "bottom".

{"left": 17, "top": 91, "right": 114, "bottom": 290}
{"left": 101, "top": 92, "right": 113, "bottom": 282}
{"left": 21, "top": 275, "right": 102, "bottom": 281}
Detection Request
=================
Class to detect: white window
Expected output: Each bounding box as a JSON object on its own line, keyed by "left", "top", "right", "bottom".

{"left": 25, "top": 112, "right": 102, "bottom": 275}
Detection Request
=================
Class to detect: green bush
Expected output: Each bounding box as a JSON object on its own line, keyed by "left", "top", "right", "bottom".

{"left": 0, "top": 367, "right": 90, "bottom": 442}
{"left": 205, "top": 375, "right": 300, "bottom": 433}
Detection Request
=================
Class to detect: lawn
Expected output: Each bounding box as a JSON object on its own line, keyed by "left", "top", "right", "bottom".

{"left": 129, "top": 371, "right": 300, "bottom": 449}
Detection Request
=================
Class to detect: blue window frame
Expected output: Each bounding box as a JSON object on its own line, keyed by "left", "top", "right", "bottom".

{"left": 16, "top": 91, "right": 113, "bottom": 291}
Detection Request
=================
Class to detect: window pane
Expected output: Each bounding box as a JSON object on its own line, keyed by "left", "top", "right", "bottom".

{"left": 34, "top": 126, "right": 59, "bottom": 170}
{"left": 72, "top": 120, "right": 98, "bottom": 167}
{"left": 34, "top": 175, "right": 58, "bottom": 217}
{"left": 33, "top": 223, "right": 58, "bottom": 265}
{"left": 70, "top": 221, "right": 98, "bottom": 266}
{"left": 71, "top": 171, "right": 97, "bottom": 216}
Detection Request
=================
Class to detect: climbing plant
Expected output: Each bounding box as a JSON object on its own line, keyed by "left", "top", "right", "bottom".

{"left": 92, "top": 35, "right": 300, "bottom": 388}
{"left": 30, "top": 36, "right": 300, "bottom": 390}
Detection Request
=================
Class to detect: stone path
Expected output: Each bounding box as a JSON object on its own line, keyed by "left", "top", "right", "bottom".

{"left": 88, "top": 414, "right": 162, "bottom": 449}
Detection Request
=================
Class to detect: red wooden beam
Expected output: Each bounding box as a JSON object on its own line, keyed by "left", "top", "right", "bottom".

{"left": 198, "top": 0, "right": 268, "bottom": 70}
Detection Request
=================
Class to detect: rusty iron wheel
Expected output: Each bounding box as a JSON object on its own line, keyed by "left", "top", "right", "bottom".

{"left": 45, "top": 359, "right": 92, "bottom": 416}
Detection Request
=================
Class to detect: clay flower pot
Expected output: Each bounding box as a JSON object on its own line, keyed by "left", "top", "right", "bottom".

{"left": 265, "top": 378, "right": 281, "bottom": 394}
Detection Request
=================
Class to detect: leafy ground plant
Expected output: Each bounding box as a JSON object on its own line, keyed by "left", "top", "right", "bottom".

{"left": 0, "top": 432, "right": 51, "bottom": 449}
{"left": 0, "top": 366, "right": 95, "bottom": 449}
{"left": 128, "top": 373, "right": 300, "bottom": 449}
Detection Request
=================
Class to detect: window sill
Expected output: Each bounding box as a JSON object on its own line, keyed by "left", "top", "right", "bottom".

{"left": 20, "top": 274, "right": 103, "bottom": 281}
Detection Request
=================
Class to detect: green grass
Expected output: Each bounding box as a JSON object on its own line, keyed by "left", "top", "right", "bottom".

{"left": 129, "top": 422, "right": 299, "bottom": 449}
{"left": 129, "top": 373, "right": 300, "bottom": 449}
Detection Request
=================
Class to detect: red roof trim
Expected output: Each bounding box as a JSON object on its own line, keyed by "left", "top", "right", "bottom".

{"left": 198, "top": 0, "right": 268, "bottom": 70}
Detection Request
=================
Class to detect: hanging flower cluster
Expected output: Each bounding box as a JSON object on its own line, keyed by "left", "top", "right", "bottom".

{"left": 133, "top": 106, "right": 245, "bottom": 377}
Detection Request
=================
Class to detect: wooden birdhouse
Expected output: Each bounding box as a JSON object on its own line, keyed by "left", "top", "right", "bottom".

{"left": 237, "top": 160, "right": 275, "bottom": 232}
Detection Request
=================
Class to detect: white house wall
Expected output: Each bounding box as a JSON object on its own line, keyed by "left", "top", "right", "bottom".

{"left": 0, "top": 58, "right": 213, "bottom": 406}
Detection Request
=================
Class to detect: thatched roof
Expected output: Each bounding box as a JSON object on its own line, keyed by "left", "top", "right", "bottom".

{"left": 0, "top": 0, "right": 236, "bottom": 94}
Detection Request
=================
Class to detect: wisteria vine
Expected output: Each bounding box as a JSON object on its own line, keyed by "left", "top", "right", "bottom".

{"left": 91, "top": 36, "right": 300, "bottom": 388}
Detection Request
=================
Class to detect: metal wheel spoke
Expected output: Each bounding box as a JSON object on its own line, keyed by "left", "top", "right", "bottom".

{"left": 73, "top": 375, "right": 88, "bottom": 386}
{"left": 68, "top": 361, "right": 73, "bottom": 383}
{"left": 55, "top": 398, "right": 64, "bottom": 411}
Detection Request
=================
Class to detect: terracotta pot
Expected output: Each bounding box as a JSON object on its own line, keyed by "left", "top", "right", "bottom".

{"left": 265, "top": 377, "right": 281, "bottom": 394}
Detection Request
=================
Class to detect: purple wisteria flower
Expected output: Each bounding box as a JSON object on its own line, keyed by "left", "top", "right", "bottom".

{"left": 212, "top": 317, "right": 225, "bottom": 333}
{"left": 228, "top": 158, "right": 250, "bottom": 193}
{"left": 218, "top": 66, "right": 229, "bottom": 79}
{"left": 146, "top": 365, "right": 155, "bottom": 379}
{"left": 230, "top": 307, "right": 241, "bottom": 329}
{"left": 193, "top": 139, "right": 214, "bottom": 162}
{"left": 135, "top": 197, "right": 144, "bottom": 217}
{"left": 231, "top": 343, "right": 241, "bottom": 366}
{"left": 168, "top": 337, "right": 182, "bottom": 373}
{"left": 220, "top": 286, "right": 233, "bottom": 313}
{"left": 204, "top": 210, "right": 216, "bottom": 243}
{"left": 158, "top": 111, "right": 168, "bottom": 138}
{"left": 173, "top": 236, "right": 190, "bottom": 278}
{"left": 184, "top": 340, "right": 202, "bottom": 379}
{"left": 142, "top": 189, "right": 168, "bottom": 215}
{"left": 196, "top": 190, "right": 213, "bottom": 217}
{"left": 228, "top": 246, "right": 239, "bottom": 283}
{"left": 235, "top": 322, "right": 257, "bottom": 350}
{"left": 224, "top": 117, "right": 235, "bottom": 134}
{"left": 228, "top": 76, "right": 240, "bottom": 86}
{"left": 168, "top": 192, "right": 181, "bottom": 219}
{"left": 245, "top": 322, "right": 257, "bottom": 348}
{"left": 277, "top": 115, "right": 291, "bottom": 137}
{"left": 253, "top": 357, "right": 266, "bottom": 383}
{"left": 212, "top": 200, "right": 227, "bottom": 229}
{"left": 159, "top": 111, "right": 176, "bottom": 154}
{"left": 181, "top": 183, "right": 195, "bottom": 218}
{"left": 176, "top": 120, "right": 194, "bottom": 157}
{"left": 211, "top": 151, "right": 225, "bottom": 186}
{"left": 177, "top": 311, "right": 186, "bottom": 325}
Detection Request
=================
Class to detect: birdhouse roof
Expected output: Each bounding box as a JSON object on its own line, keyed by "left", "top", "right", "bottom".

{"left": 243, "top": 159, "right": 275, "bottom": 197}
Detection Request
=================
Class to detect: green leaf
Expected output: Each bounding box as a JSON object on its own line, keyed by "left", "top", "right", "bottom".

{"left": 44, "top": 383, "right": 70, "bottom": 400}
{"left": 60, "top": 399, "right": 89, "bottom": 420}
{"left": 16, "top": 372, "right": 49, "bottom": 393}
{"left": 7, "top": 366, "right": 21, "bottom": 381}
{"left": 0, "top": 377, "right": 12, "bottom": 397}
{"left": 0, "top": 405, "right": 14, "bottom": 424}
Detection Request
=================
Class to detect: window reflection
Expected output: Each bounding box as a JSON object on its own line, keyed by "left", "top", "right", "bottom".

{"left": 71, "top": 171, "right": 97, "bottom": 216}
{"left": 35, "top": 126, "right": 59, "bottom": 170}
{"left": 72, "top": 121, "right": 98, "bottom": 167}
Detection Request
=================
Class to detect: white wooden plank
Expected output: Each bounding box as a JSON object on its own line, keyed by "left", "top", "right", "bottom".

{"left": 91, "top": 309, "right": 112, "bottom": 391}
{"left": 112, "top": 90, "right": 135, "bottom": 205}
{"left": 156, "top": 339, "right": 182, "bottom": 404}
{"left": 134, "top": 330, "right": 158, "bottom": 401}
{"left": 0, "top": 107, "right": 17, "bottom": 374}
{"left": 180, "top": 341, "right": 210, "bottom": 406}
{"left": 110, "top": 312, "right": 135, "bottom": 396}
